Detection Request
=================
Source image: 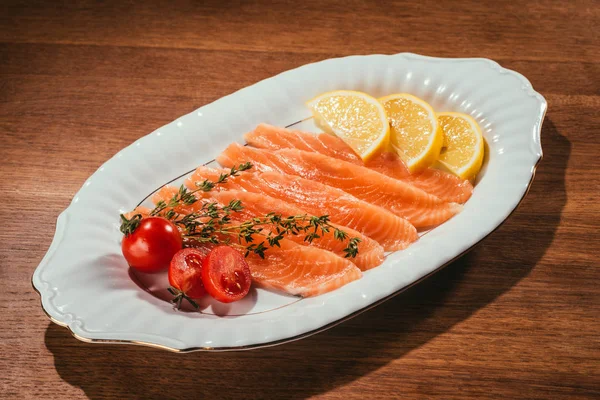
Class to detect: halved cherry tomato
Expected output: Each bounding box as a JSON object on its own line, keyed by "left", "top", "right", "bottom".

{"left": 202, "top": 246, "right": 251, "bottom": 303}
{"left": 168, "top": 248, "right": 209, "bottom": 299}
{"left": 121, "top": 217, "right": 182, "bottom": 273}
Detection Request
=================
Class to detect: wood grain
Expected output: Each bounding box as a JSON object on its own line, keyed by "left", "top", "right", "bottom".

{"left": 1, "top": 1, "right": 599, "bottom": 399}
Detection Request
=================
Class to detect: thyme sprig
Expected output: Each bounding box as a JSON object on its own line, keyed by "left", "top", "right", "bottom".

{"left": 150, "top": 162, "right": 252, "bottom": 217}
{"left": 119, "top": 160, "right": 361, "bottom": 259}
{"left": 182, "top": 211, "right": 361, "bottom": 259}
{"left": 120, "top": 213, "right": 143, "bottom": 236}
{"left": 119, "top": 163, "right": 252, "bottom": 236}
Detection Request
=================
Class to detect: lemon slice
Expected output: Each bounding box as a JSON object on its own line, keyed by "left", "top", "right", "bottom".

{"left": 379, "top": 93, "right": 443, "bottom": 173}
{"left": 436, "top": 112, "right": 484, "bottom": 180}
{"left": 306, "top": 90, "right": 390, "bottom": 161}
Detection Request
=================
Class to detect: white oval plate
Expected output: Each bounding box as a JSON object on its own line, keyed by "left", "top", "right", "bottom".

{"left": 33, "top": 53, "right": 546, "bottom": 352}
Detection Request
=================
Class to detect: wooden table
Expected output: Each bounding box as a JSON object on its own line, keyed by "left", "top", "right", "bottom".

{"left": 1, "top": 1, "right": 598, "bottom": 398}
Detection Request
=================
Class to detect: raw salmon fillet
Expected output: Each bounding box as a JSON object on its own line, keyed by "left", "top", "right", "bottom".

{"left": 151, "top": 187, "right": 362, "bottom": 297}
{"left": 243, "top": 240, "right": 361, "bottom": 297}
{"left": 245, "top": 124, "right": 473, "bottom": 203}
{"left": 123, "top": 206, "right": 152, "bottom": 220}
{"left": 217, "top": 143, "right": 461, "bottom": 228}
{"left": 210, "top": 190, "right": 384, "bottom": 271}
{"left": 186, "top": 167, "right": 418, "bottom": 251}
{"left": 152, "top": 187, "right": 384, "bottom": 271}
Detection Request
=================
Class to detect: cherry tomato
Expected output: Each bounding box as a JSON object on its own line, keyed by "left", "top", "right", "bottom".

{"left": 202, "top": 246, "right": 251, "bottom": 303}
{"left": 122, "top": 217, "right": 182, "bottom": 273}
{"left": 168, "top": 248, "right": 209, "bottom": 298}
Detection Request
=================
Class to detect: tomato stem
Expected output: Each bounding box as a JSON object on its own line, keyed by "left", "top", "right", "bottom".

{"left": 167, "top": 287, "right": 199, "bottom": 310}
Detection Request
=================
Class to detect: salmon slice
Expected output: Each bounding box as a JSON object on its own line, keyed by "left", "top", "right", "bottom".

{"left": 151, "top": 187, "right": 384, "bottom": 270}
{"left": 186, "top": 167, "right": 418, "bottom": 251}
{"left": 245, "top": 124, "right": 473, "bottom": 203}
{"left": 151, "top": 187, "right": 362, "bottom": 297}
{"left": 211, "top": 190, "right": 384, "bottom": 271}
{"left": 217, "top": 143, "right": 461, "bottom": 228}
{"left": 245, "top": 240, "right": 362, "bottom": 297}
{"left": 123, "top": 206, "right": 152, "bottom": 220}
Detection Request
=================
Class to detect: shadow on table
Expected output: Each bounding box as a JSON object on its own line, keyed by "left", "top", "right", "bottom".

{"left": 45, "top": 119, "right": 569, "bottom": 400}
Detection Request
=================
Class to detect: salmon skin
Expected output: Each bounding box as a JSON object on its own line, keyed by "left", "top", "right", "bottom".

{"left": 152, "top": 186, "right": 362, "bottom": 297}
{"left": 217, "top": 143, "right": 461, "bottom": 228}
{"left": 186, "top": 167, "right": 418, "bottom": 251}
{"left": 245, "top": 124, "right": 473, "bottom": 204}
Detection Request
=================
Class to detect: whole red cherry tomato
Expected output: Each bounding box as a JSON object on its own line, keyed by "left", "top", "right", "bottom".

{"left": 202, "top": 246, "right": 252, "bottom": 303}
{"left": 121, "top": 217, "right": 182, "bottom": 273}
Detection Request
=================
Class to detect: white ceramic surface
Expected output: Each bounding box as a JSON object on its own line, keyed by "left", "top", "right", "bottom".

{"left": 32, "top": 53, "right": 546, "bottom": 352}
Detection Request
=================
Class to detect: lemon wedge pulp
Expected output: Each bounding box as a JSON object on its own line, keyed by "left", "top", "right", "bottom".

{"left": 436, "top": 112, "right": 484, "bottom": 180}
{"left": 378, "top": 93, "right": 443, "bottom": 173}
{"left": 306, "top": 90, "right": 390, "bottom": 162}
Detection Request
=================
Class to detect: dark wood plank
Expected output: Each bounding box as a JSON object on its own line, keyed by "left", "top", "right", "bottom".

{"left": 0, "top": 1, "right": 598, "bottom": 399}
{"left": 1, "top": 0, "right": 599, "bottom": 62}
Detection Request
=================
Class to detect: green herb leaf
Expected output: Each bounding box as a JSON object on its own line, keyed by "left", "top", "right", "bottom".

{"left": 120, "top": 214, "right": 142, "bottom": 236}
